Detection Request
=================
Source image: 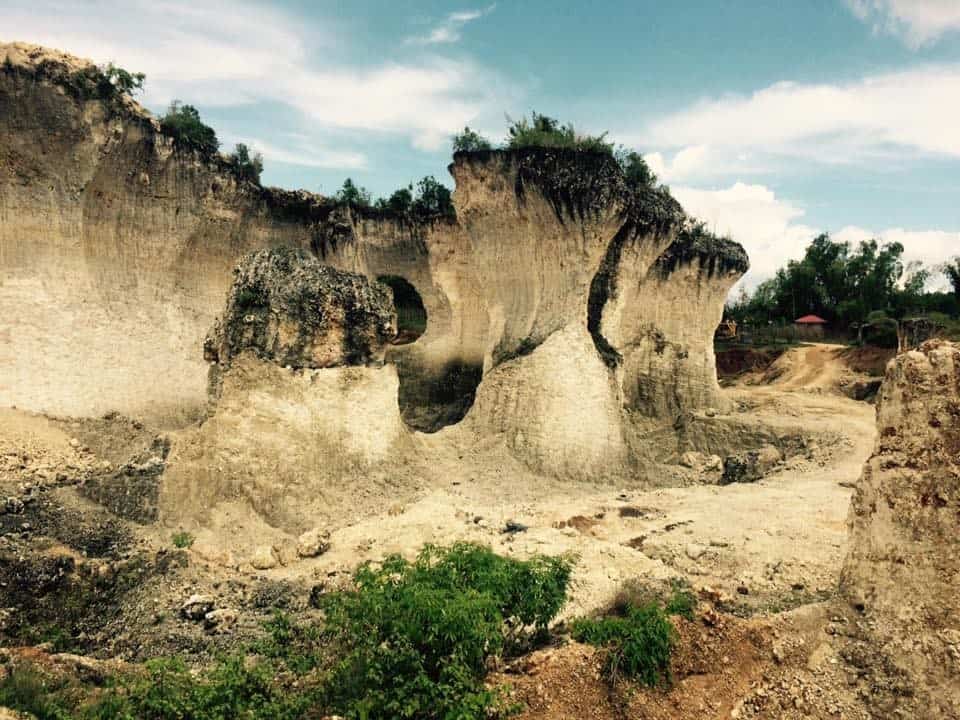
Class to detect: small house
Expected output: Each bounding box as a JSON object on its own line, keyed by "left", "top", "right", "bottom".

{"left": 794, "top": 314, "right": 826, "bottom": 339}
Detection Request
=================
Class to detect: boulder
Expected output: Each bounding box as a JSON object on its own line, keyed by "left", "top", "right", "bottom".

{"left": 720, "top": 444, "right": 782, "bottom": 485}
{"left": 296, "top": 529, "right": 331, "bottom": 558}
{"left": 204, "top": 247, "right": 397, "bottom": 372}
{"left": 250, "top": 546, "right": 279, "bottom": 570}
{"left": 180, "top": 594, "right": 215, "bottom": 621}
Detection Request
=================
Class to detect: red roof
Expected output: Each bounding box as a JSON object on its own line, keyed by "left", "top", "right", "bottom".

{"left": 795, "top": 314, "right": 827, "bottom": 324}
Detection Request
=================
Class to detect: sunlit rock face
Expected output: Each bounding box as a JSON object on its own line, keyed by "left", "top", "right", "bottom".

{"left": 842, "top": 340, "right": 960, "bottom": 719}
{"left": 1, "top": 41, "right": 748, "bottom": 480}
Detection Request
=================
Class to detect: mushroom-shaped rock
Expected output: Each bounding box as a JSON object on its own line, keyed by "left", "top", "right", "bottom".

{"left": 205, "top": 247, "right": 397, "bottom": 370}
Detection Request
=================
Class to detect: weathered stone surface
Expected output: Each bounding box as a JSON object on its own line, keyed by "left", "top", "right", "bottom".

{"left": 204, "top": 247, "right": 396, "bottom": 372}
{"left": 180, "top": 594, "right": 214, "bottom": 620}
{"left": 296, "top": 528, "right": 331, "bottom": 558}
{"left": 841, "top": 340, "right": 960, "bottom": 718}
{"left": 249, "top": 545, "right": 279, "bottom": 570}
{"left": 720, "top": 445, "right": 782, "bottom": 485}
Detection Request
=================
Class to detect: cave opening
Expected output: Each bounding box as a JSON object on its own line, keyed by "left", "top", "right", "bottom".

{"left": 378, "top": 274, "right": 427, "bottom": 345}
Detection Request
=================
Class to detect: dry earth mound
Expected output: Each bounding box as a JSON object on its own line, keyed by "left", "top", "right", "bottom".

{"left": 842, "top": 340, "right": 960, "bottom": 718}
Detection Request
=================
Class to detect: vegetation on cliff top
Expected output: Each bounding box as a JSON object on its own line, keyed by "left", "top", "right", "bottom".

{"left": 334, "top": 175, "right": 456, "bottom": 223}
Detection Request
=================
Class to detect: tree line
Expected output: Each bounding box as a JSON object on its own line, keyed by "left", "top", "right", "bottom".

{"left": 727, "top": 233, "right": 960, "bottom": 334}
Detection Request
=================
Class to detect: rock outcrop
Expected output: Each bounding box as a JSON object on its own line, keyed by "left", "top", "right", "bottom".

{"left": 841, "top": 340, "right": 960, "bottom": 718}
{"left": 1, "top": 42, "right": 748, "bottom": 480}
{"left": 161, "top": 249, "right": 408, "bottom": 532}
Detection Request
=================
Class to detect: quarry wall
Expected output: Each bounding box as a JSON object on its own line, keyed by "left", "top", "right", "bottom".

{"left": 1, "top": 43, "right": 748, "bottom": 478}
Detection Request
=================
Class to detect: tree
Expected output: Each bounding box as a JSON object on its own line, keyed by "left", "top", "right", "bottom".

{"left": 335, "top": 178, "right": 372, "bottom": 208}
{"left": 159, "top": 101, "right": 219, "bottom": 156}
{"left": 616, "top": 149, "right": 657, "bottom": 189}
{"left": 102, "top": 63, "right": 145, "bottom": 96}
{"left": 229, "top": 143, "right": 263, "bottom": 184}
{"left": 452, "top": 126, "right": 492, "bottom": 153}
{"left": 944, "top": 257, "right": 960, "bottom": 301}
{"left": 380, "top": 185, "right": 413, "bottom": 215}
{"left": 412, "top": 176, "right": 455, "bottom": 220}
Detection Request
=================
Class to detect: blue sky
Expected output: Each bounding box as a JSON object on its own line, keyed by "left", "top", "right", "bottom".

{"left": 6, "top": 0, "right": 960, "bottom": 287}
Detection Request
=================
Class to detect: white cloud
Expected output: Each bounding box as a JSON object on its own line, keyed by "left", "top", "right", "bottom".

{"left": 673, "top": 182, "right": 959, "bottom": 293}
{"left": 643, "top": 145, "right": 710, "bottom": 182}
{"left": 672, "top": 182, "right": 818, "bottom": 288}
{"left": 406, "top": 5, "right": 495, "bottom": 45}
{"left": 3, "top": 0, "right": 515, "bottom": 153}
{"left": 639, "top": 65, "right": 960, "bottom": 172}
{"left": 226, "top": 136, "right": 366, "bottom": 170}
{"left": 847, "top": 0, "right": 960, "bottom": 48}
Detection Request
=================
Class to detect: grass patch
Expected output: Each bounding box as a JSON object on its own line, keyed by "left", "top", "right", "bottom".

{"left": 571, "top": 583, "right": 693, "bottom": 688}
{"left": 170, "top": 531, "right": 194, "bottom": 549}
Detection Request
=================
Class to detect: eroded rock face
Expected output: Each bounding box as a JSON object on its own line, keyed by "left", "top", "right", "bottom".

{"left": 204, "top": 247, "right": 396, "bottom": 371}
{"left": 841, "top": 341, "right": 960, "bottom": 718}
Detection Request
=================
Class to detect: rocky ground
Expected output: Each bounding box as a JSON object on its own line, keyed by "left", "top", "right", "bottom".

{"left": 0, "top": 343, "right": 899, "bottom": 718}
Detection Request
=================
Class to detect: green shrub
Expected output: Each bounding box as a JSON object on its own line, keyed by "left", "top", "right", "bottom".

{"left": 228, "top": 143, "right": 264, "bottom": 185}
{"left": 571, "top": 603, "right": 677, "bottom": 688}
{"left": 0, "top": 666, "right": 73, "bottom": 720}
{"left": 102, "top": 63, "right": 145, "bottom": 96}
{"left": 616, "top": 148, "right": 657, "bottom": 189}
{"left": 376, "top": 185, "right": 413, "bottom": 215}
{"left": 411, "top": 176, "right": 455, "bottom": 221}
{"left": 453, "top": 126, "right": 492, "bottom": 152}
{"left": 171, "top": 530, "right": 194, "bottom": 549}
{"left": 506, "top": 111, "right": 613, "bottom": 155}
{"left": 159, "top": 101, "right": 219, "bottom": 156}
{"left": 663, "top": 583, "right": 696, "bottom": 621}
{"left": 316, "top": 542, "right": 573, "bottom": 719}
{"left": 335, "top": 178, "right": 373, "bottom": 209}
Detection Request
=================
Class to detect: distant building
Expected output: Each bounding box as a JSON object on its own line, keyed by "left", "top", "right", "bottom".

{"left": 794, "top": 314, "right": 827, "bottom": 339}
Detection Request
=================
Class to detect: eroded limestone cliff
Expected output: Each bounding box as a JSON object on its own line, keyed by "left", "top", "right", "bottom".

{"left": 1, "top": 42, "right": 747, "bottom": 482}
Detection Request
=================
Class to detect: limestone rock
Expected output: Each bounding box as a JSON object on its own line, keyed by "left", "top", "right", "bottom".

{"left": 204, "top": 608, "right": 239, "bottom": 634}
{"left": 296, "top": 528, "right": 331, "bottom": 558}
{"left": 180, "top": 594, "right": 215, "bottom": 621}
{"left": 250, "top": 546, "right": 279, "bottom": 570}
{"left": 204, "top": 247, "right": 396, "bottom": 372}
{"left": 720, "top": 444, "right": 782, "bottom": 485}
{"left": 841, "top": 341, "right": 960, "bottom": 718}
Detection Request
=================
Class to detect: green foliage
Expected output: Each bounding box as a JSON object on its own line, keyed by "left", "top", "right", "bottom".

{"left": 571, "top": 603, "right": 677, "bottom": 688}
{"left": 412, "top": 176, "right": 455, "bottom": 221}
{"left": 453, "top": 126, "right": 493, "bottom": 152}
{"left": 376, "top": 185, "right": 413, "bottom": 215}
{"left": 0, "top": 666, "right": 72, "bottom": 720}
{"left": 727, "top": 233, "right": 960, "bottom": 333}
{"left": 171, "top": 531, "right": 194, "bottom": 549}
{"left": 943, "top": 257, "right": 960, "bottom": 300}
{"left": 335, "top": 177, "right": 373, "bottom": 208}
{"left": 159, "top": 101, "right": 219, "bottom": 156}
{"left": 663, "top": 583, "right": 697, "bottom": 621}
{"left": 316, "top": 542, "right": 573, "bottom": 719}
{"left": 616, "top": 148, "right": 657, "bottom": 189}
{"left": 101, "top": 63, "right": 145, "bottom": 96}
{"left": 505, "top": 111, "right": 614, "bottom": 155}
{"left": 228, "top": 143, "right": 264, "bottom": 185}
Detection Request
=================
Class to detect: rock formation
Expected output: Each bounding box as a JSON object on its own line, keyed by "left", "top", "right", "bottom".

{"left": 841, "top": 340, "right": 960, "bottom": 718}
{"left": 0, "top": 42, "right": 748, "bottom": 481}
{"left": 161, "top": 249, "right": 407, "bottom": 532}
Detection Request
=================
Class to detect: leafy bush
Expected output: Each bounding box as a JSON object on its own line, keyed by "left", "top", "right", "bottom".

{"left": 228, "top": 143, "right": 264, "bottom": 185}
{"left": 453, "top": 126, "right": 493, "bottom": 152}
{"left": 335, "top": 177, "right": 373, "bottom": 208}
{"left": 0, "top": 666, "right": 73, "bottom": 720}
{"left": 171, "top": 530, "right": 194, "bottom": 549}
{"left": 411, "top": 175, "right": 455, "bottom": 221}
{"left": 316, "top": 542, "right": 573, "bottom": 719}
{"left": 376, "top": 185, "right": 414, "bottom": 215}
{"left": 505, "top": 111, "right": 614, "bottom": 155}
{"left": 159, "top": 101, "right": 219, "bottom": 156}
{"left": 571, "top": 603, "right": 677, "bottom": 688}
{"left": 616, "top": 148, "right": 657, "bottom": 189}
{"left": 102, "top": 63, "right": 145, "bottom": 96}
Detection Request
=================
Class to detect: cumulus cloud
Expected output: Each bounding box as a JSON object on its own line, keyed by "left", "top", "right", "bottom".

{"left": 225, "top": 136, "right": 366, "bottom": 171}
{"left": 672, "top": 183, "right": 818, "bottom": 288}
{"left": 638, "top": 65, "right": 960, "bottom": 173}
{"left": 406, "top": 6, "right": 495, "bottom": 45}
{"left": 846, "top": 0, "right": 960, "bottom": 48}
{"left": 674, "top": 182, "right": 959, "bottom": 292}
{"left": 3, "top": 0, "right": 514, "bottom": 153}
